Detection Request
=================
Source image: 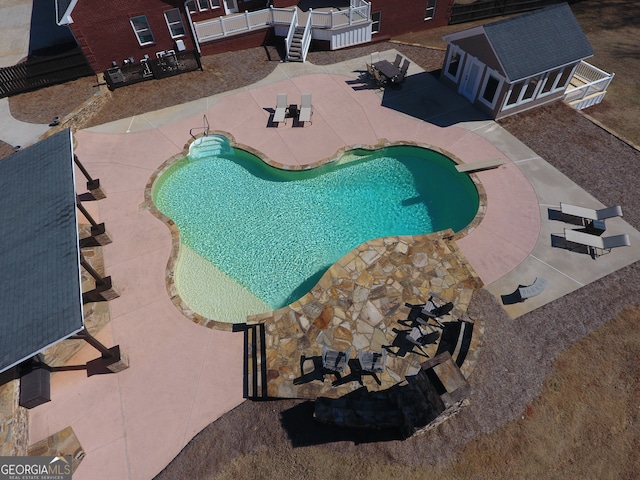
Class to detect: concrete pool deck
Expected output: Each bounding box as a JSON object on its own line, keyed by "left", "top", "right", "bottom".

{"left": 26, "top": 50, "right": 640, "bottom": 479}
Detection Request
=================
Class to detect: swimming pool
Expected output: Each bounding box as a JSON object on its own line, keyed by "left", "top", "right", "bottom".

{"left": 153, "top": 135, "right": 479, "bottom": 322}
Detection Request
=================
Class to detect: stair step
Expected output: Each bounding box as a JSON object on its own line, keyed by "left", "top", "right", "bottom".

{"left": 244, "top": 323, "right": 268, "bottom": 398}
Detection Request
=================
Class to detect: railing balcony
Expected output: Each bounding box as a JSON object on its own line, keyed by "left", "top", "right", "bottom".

{"left": 193, "top": 1, "right": 370, "bottom": 44}
{"left": 564, "top": 60, "right": 614, "bottom": 106}
{"left": 194, "top": 8, "right": 295, "bottom": 43}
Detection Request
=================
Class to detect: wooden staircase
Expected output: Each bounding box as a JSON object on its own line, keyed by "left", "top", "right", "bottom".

{"left": 243, "top": 323, "right": 268, "bottom": 399}
{"left": 287, "top": 27, "right": 305, "bottom": 62}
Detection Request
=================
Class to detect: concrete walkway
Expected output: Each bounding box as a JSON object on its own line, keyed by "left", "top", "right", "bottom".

{"left": 25, "top": 50, "right": 640, "bottom": 480}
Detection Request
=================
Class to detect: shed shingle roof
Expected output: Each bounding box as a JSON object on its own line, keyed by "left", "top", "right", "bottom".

{"left": 0, "top": 129, "right": 84, "bottom": 373}
{"left": 483, "top": 3, "right": 593, "bottom": 81}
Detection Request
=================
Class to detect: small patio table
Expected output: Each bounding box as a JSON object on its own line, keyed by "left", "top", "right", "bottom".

{"left": 373, "top": 60, "right": 402, "bottom": 84}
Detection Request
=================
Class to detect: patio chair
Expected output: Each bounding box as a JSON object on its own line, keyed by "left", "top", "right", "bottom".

{"left": 357, "top": 348, "right": 386, "bottom": 374}
{"left": 405, "top": 325, "right": 439, "bottom": 356}
{"left": 373, "top": 67, "right": 387, "bottom": 88}
{"left": 564, "top": 228, "right": 630, "bottom": 257}
{"left": 273, "top": 93, "right": 287, "bottom": 125}
{"left": 392, "top": 53, "right": 402, "bottom": 68}
{"left": 321, "top": 345, "right": 350, "bottom": 378}
{"left": 501, "top": 277, "right": 548, "bottom": 304}
{"left": 370, "top": 51, "right": 380, "bottom": 64}
{"left": 560, "top": 202, "right": 623, "bottom": 229}
{"left": 366, "top": 63, "right": 375, "bottom": 78}
{"left": 393, "top": 59, "right": 411, "bottom": 85}
{"left": 298, "top": 93, "right": 313, "bottom": 125}
{"left": 405, "top": 292, "right": 453, "bottom": 327}
{"left": 518, "top": 277, "right": 548, "bottom": 300}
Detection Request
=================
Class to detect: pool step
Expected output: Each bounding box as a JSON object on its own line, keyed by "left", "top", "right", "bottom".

{"left": 189, "top": 134, "right": 232, "bottom": 158}
{"left": 243, "top": 322, "right": 268, "bottom": 399}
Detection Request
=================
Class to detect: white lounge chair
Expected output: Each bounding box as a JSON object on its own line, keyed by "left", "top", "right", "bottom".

{"left": 273, "top": 93, "right": 287, "bottom": 125}
{"left": 564, "top": 228, "right": 631, "bottom": 257}
{"left": 298, "top": 93, "right": 312, "bottom": 125}
{"left": 560, "top": 203, "right": 623, "bottom": 221}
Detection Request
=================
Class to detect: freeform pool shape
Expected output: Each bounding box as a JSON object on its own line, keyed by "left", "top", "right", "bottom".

{"left": 153, "top": 135, "right": 479, "bottom": 323}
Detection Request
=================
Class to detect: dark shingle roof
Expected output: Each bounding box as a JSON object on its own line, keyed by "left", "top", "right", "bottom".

{"left": 0, "top": 129, "right": 84, "bottom": 373}
{"left": 483, "top": 3, "right": 594, "bottom": 81}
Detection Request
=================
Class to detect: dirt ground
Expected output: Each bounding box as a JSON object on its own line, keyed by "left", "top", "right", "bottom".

{"left": 2, "top": 1, "right": 638, "bottom": 478}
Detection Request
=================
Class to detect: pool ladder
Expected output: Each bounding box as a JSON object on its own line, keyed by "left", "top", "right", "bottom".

{"left": 189, "top": 115, "right": 210, "bottom": 140}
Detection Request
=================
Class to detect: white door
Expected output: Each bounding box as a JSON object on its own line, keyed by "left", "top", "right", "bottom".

{"left": 459, "top": 55, "right": 484, "bottom": 102}
{"left": 224, "top": 0, "right": 238, "bottom": 14}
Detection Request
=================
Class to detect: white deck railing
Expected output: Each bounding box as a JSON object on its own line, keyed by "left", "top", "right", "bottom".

{"left": 564, "top": 60, "right": 615, "bottom": 104}
{"left": 193, "top": 2, "right": 370, "bottom": 44}
{"left": 310, "top": 0, "right": 370, "bottom": 29}
{"left": 194, "top": 7, "right": 295, "bottom": 43}
{"left": 284, "top": 9, "right": 298, "bottom": 61}
{"left": 301, "top": 12, "right": 313, "bottom": 62}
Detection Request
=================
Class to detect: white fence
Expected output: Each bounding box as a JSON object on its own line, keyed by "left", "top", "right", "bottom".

{"left": 564, "top": 60, "right": 615, "bottom": 105}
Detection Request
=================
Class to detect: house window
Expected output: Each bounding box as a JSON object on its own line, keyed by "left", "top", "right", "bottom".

{"left": 164, "top": 9, "right": 186, "bottom": 38}
{"left": 444, "top": 46, "right": 464, "bottom": 82}
{"left": 210, "top": 0, "right": 220, "bottom": 7}
{"left": 479, "top": 69, "right": 504, "bottom": 109}
{"left": 130, "top": 16, "right": 155, "bottom": 46}
{"left": 197, "top": 0, "right": 209, "bottom": 11}
{"left": 425, "top": 0, "right": 436, "bottom": 20}
{"left": 371, "top": 11, "right": 381, "bottom": 34}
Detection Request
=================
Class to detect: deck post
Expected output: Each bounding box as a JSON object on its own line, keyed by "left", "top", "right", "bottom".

{"left": 80, "top": 255, "right": 120, "bottom": 302}
{"left": 74, "top": 154, "right": 106, "bottom": 199}
{"left": 77, "top": 200, "right": 112, "bottom": 246}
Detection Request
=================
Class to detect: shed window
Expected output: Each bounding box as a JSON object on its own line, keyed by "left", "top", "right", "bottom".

{"left": 557, "top": 65, "right": 574, "bottom": 89}
{"left": 541, "top": 69, "right": 560, "bottom": 94}
{"left": 506, "top": 81, "right": 524, "bottom": 106}
{"left": 425, "top": 0, "right": 436, "bottom": 20}
{"left": 445, "top": 47, "right": 464, "bottom": 82}
{"left": 540, "top": 65, "right": 574, "bottom": 96}
{"left": 478, "top": 67, "right": 504, "bottom": 109}
{"left": 130, "top": 16, "right": 155, "bottom": 46}
{"left": 371, "top": 11, "right": 381, "bottom": 34}
{"left": 164, "top": 9, "right": 186, "bottom": 38}
{"left": 523, "top": 76, "right": 540, "bottom": 100}
{"left": 482, "top": 76, "right": 499, "bottom": 102}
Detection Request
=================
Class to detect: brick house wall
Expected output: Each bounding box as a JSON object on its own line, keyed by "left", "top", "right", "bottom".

{"left": 69, "top": 0, "right": 454, "bottom": 73}
{"left": 369, "top": 0, "right": 454, "bottom": 38}
{"left": 69, "top": 0, "right": 197, "bottom": 72}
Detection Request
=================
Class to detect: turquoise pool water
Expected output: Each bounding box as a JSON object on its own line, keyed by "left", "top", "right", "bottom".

{"left": 153, "top": 136, "right": 478, "bottom": 311}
